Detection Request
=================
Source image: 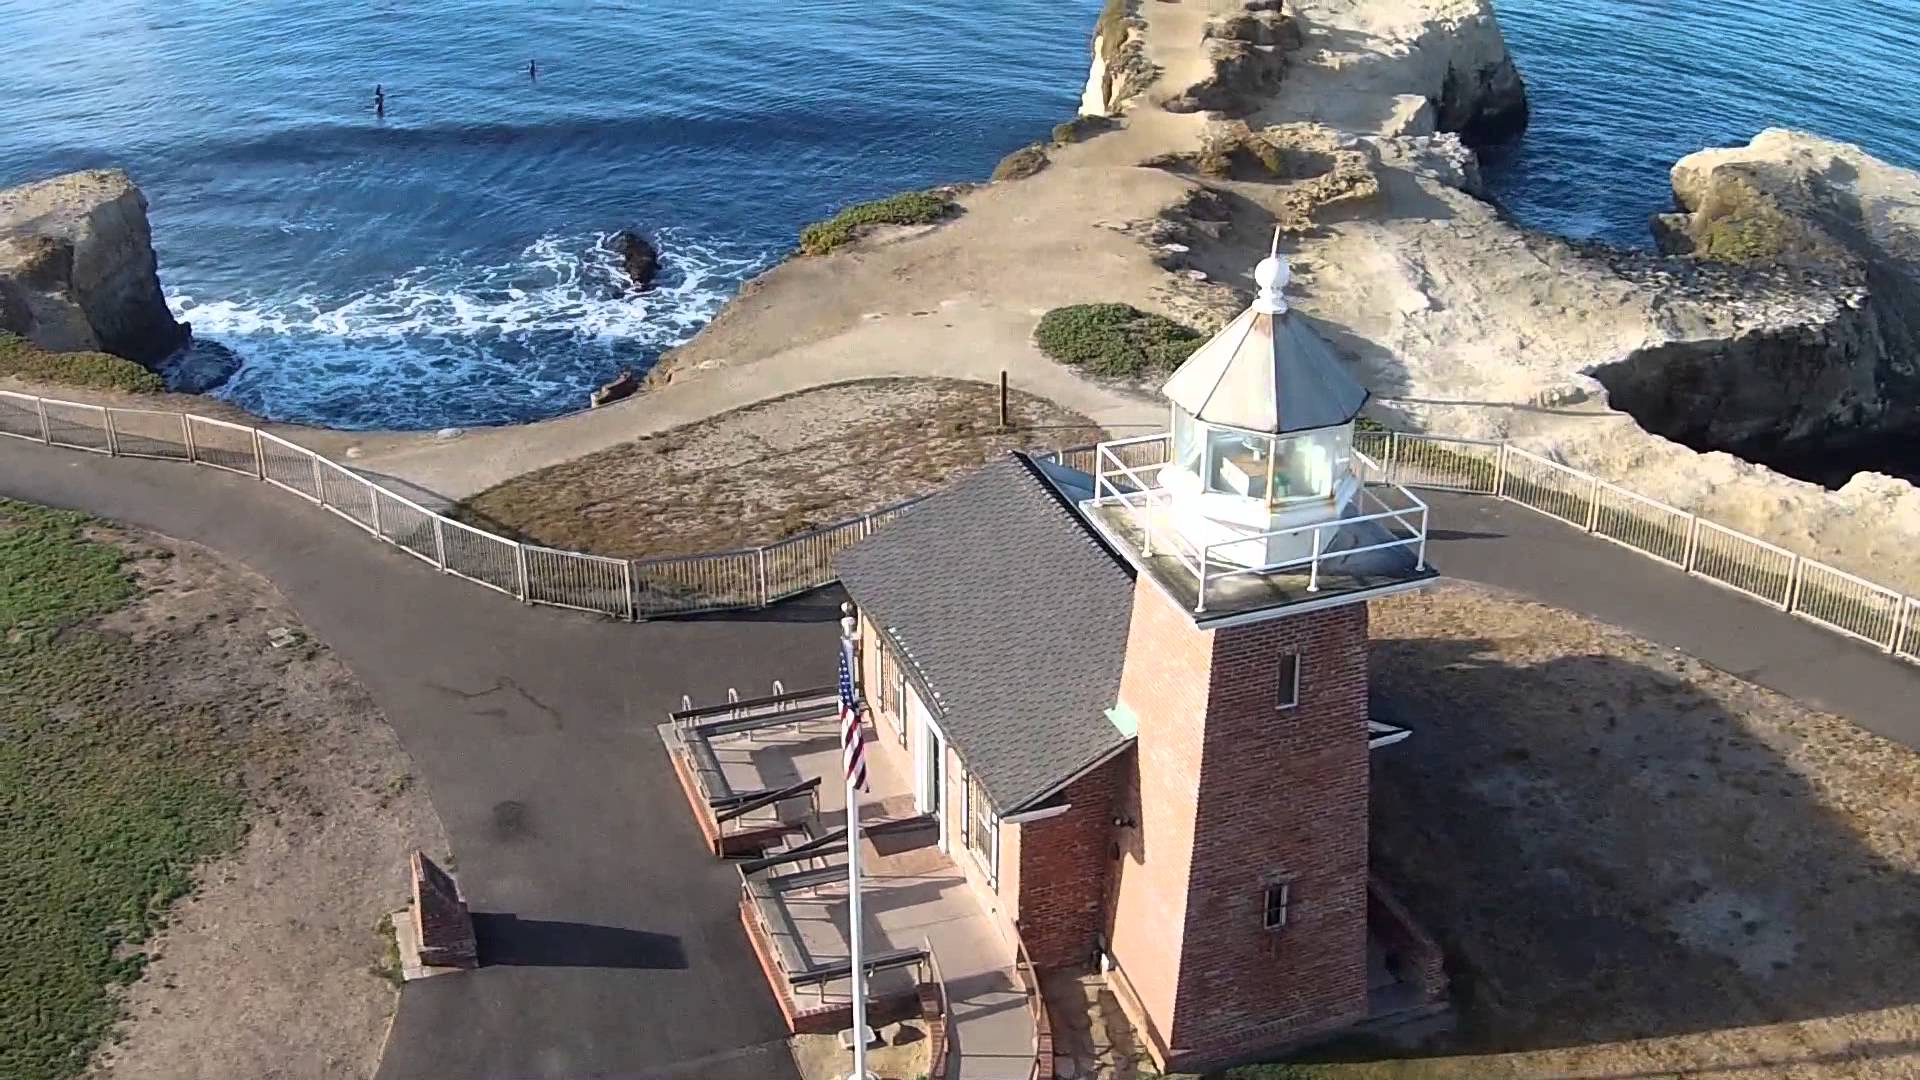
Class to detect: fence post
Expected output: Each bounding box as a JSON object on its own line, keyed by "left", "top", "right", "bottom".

{"left": 1584, "top": 474, "right": 1600, "bottom": 533}
{"left": 35, "top": 398, "right": 51, "bottom": 444}
{"left": 310, "top": 454, "right": 327, "bottom": 504}
{"left": 1682, "top": 515, "right": 1700, "bottom": 572}
{"left": 367, "top": 479, "right": 382, "bottom": 534}
{"left": 1782, "top": 556, "right": 1803, "bottom": 613}
{"left": 1886, "top": 596, "right": 1908, "bottom": 655}
{"left": 622, "top": 560, "right": 636, "bottom": 621}
{"left": 1387, "top": 431, "right": 1402, "bottom": 485}
{"left": 432, "top": 518, "right": 448, "bottom": 569}
{"left": 251, "top": 430, "right": 265, "bottom": 480}
{"left": 1493, "top": 443, "right": 1509, "bottom": 498}
{"left": 514, "top": 543, "right": 531, "bottom": 602}
{"left": 756, "top": 548, "right": 770, "bottom": 607}
{"left": 102, "top": 408, "right": 119, "bottom": 456}
{"left": 180, "top": 414, "right": 197, "bottom": 462}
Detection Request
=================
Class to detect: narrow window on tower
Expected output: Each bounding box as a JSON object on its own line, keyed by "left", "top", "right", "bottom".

{"left": 1262, "top": 877, "right": 1293, "bottom": 931}
{"left": 1276, "top": 651, "right": 1301, "bottom": 710}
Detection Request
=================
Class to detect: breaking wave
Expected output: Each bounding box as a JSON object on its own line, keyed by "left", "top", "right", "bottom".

{"left": 169, "top": 229, "right": 769, "bottom": 431}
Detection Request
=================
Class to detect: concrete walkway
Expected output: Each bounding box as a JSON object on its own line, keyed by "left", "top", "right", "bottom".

{"left": 7, "top": 441, "right": 1920, "bottom": 1078}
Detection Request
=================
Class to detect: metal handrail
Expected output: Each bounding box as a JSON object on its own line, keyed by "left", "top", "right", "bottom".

{"left": 2, "top": 389, "right": 1916, "bottom": 668}
{"left": 1094, "top": 441, "right": 1430, "bottom": 611}
{"left": 1010, "top": 922, "right": 1050, "bottom": 1080}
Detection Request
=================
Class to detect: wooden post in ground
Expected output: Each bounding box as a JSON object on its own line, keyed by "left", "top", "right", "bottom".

{"left": 998, "top": 370, "right": 1009, "bottom": 431}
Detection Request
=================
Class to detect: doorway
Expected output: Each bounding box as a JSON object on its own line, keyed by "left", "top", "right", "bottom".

{"left": 908, "top": 687, "right": 948, "bottom": 851}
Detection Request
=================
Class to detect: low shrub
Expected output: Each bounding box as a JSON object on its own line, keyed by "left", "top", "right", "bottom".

{"left": 798, "top": 191, "right": 954, "bottom": 256}
{"left": 0, "top": 332, "right": 164, "bottom": 393}
{"left": 991, "top": 144, "right": 1050, "bottom": 182}
{"left": 1051, "top": 114, "right": 1116, "bottom": 145}
{"left": 1033, "top": 303, "right": 1206, "bottom": 377}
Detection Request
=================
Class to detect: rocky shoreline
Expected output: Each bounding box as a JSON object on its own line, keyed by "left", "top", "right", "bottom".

{"left": 5, "top": 0, "right": 1920, "bottom": 592}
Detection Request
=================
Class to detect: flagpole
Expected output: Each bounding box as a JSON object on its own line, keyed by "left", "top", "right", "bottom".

{"left": 839, "top": 608, "right": 870, "bottom": 1080}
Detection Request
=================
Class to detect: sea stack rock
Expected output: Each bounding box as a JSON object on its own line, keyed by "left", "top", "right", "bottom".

{"left": 0, "top": 169, "right": 189, "bottom": 367}
{"left": 613, "top": 229, "right": 660, "bottom": 290}
{"left": 1431, "top": 8, "right": 1529, "bottom": 143}
{"left": 1597, "top": 129, "right": 1920, "bottom": 457}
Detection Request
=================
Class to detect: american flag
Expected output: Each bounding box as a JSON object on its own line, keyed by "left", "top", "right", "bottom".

{"left": 839, "top": 638, "right": 868, "bottom": 792}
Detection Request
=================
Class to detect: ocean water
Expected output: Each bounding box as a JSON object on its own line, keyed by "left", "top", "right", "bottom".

{"left": 4, "top": 0, "right": 1918, "bottom": 429}
{"left": 1482, "top": 0, "right": 1920, "bottom": 245}
{"left": 0, "top": 0, "right": 1099, "bottom": 429}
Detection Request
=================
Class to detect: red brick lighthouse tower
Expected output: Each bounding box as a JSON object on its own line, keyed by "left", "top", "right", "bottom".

{"left": 1080, "top": 251, "right": 1436, "bottom": 1071}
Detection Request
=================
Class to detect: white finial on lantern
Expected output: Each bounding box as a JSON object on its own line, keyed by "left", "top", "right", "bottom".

{"left": 1252, "top": 226, "right": 1289, "bottom": 314}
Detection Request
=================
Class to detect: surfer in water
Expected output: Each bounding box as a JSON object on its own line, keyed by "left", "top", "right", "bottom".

{"left": 374, "top": 84, "right": 385, "bottom": 118}
{"left": 528, "top": 59, "right": 537, "bottom": 80}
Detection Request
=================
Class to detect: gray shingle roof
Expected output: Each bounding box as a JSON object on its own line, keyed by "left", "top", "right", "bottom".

{"left": 835, "top": 453, "right": 1136, "bottom": 812}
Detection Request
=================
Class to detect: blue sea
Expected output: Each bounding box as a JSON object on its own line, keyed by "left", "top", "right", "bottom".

{"left": 2, "top": 0, "right": 1917, "bottom": 430}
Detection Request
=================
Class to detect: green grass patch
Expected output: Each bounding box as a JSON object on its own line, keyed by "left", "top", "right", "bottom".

{"left": 0, "top": 499, "right": 247, "bottom": 1080}
{"left": 1033, "top": 303, "right": 1206, "bottom": 377}
{"left": 1096, "top": 0, "right": 1134, "bottom": 61}
{"left": 1695, "top": 210, "right": 1790, "bottom": 264}
{"left": 0, "top": 332, "right": 164, "bottom": 394}
{"left": 797, "top": 191, "right": 954, "bottom": 256}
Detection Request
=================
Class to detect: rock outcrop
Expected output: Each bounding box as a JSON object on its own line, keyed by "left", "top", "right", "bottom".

{"left": 1602, "top": 130, "right": 1920, "bottom": 468}
{"left": 0, "top": 169, "right": 188, "bottom": 367}
{"left": 613, "top": 230, "right": 660, "bottom": 290}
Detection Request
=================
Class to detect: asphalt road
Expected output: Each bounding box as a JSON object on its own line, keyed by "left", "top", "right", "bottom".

{"left": 7, "top": 444, "right": 1919, "bottom": 1079}
{"left": 0, "top": 443, "right": 828, "bottom": 1080}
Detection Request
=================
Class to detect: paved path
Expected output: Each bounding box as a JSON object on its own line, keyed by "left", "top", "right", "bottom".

{"left": 8, "top": 444, "right": 1920, "bottom": 1078}
{"left": 0, "top": 442, "right": 833, "bottom": 1080}
{"left": 1427, "top": 492, "right": 1920, "bottom": 747}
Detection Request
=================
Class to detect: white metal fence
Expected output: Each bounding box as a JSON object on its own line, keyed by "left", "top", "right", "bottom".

{"left": 0, "top": 390, "right": 922, "bottom": 620}
{"left": 1, "top": 387, "right": 1915, "bottom": 665}
{"left": 1359, "top": 429, "right": 1920, "bottom": 664}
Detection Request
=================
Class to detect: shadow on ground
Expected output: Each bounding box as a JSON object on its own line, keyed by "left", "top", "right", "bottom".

{"left": 473, "top": 913, "right": 687, "bottom": 970}
{"left": 1305, "top": 634, "right": 1920, "bottom": 1073}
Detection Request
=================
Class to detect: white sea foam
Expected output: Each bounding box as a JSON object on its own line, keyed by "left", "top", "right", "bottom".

{"left": 168, "top": 229, "right": 771, "bottom": 429}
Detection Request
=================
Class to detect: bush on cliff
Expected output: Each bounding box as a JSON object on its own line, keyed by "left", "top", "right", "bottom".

{"left": 1051, "top": 114, "right": 1116, "bottom": 145}
{"left": 1033, "top": 304, "right": 1206, "bottom": 377}
{"left": 0, "top": 333, "right": 164, "bottom": 394}
{"left": 798, "top": 191, "right": 954, "bottom": 256}
{"left": 991, "top": 145, "right": 1050, "bottom": 182}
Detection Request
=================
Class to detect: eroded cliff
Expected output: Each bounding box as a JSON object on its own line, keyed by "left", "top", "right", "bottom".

{"left": 0, "top": 169, "right": 188, "bottom": 367}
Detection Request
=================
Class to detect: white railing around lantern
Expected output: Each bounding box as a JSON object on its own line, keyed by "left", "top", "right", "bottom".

{"left": 1, "top": 388, "right": 1916, "bottom": 667}
{"left": 1089, "top": 441, "right": 1429, "bottom": 613}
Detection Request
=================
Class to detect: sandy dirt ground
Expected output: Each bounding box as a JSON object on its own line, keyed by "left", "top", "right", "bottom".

{"left": 455, "top": 378, "right": 1103, "bottom": 559}
{"left": 85, "top": 529, "right": 447, "bottom": 1080}
{"left": 1336, "top": 582, "right": 1920, "bottom": 1080}
{"left": 788, "top": 1020, "right": 931, "bottom": 1080}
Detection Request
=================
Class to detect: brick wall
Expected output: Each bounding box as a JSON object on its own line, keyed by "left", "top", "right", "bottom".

{"left": 1015, "top": 759, "right": 1121, "bottom": 969}
{"left": 1105, "top": 581, "right": 1372, "bottom": 1072}
{"left": 1105, "top": 581, "right": 1214, "bottom": 1042}
{"left": 1367, "top": 874, "right": 1448, "bottom": 1004}
{"left": 1173, "top": 598, "right": 1371, "bottom": 1061}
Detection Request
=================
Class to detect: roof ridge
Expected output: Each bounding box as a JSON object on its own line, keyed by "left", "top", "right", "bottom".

{"left": 1009, "top": 451, "right": 1135, "bottom": 579}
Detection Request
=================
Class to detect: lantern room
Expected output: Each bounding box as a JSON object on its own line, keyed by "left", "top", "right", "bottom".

{"left": 1157, "top": 254, "right": 1370, "bottom": 568}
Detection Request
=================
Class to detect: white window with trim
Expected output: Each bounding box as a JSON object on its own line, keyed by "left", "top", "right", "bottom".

{"left": 1262, "top": 875, "right": 1293, "bottom": 932}
{"left": 1275, "top": 650, "right": 1301, "bottom": 711}
{"left": 962, "top": 769, "right": 1000, "bottom": 886}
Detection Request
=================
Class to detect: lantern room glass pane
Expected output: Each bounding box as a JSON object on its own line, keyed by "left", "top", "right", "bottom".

{"left": 1206, "top": 427, "right": 1274, "bottom": 498}
{"left": 1172, "top": 407, "right": 1203, "bottom": 472}
{"left": 1271, "top": 426, "right": 1351, "bottom": 503}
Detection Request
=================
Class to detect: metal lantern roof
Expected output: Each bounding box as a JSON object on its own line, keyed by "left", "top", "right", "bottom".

{"left": 1160, "top": 255, "right": 1370, "bottom": 435}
